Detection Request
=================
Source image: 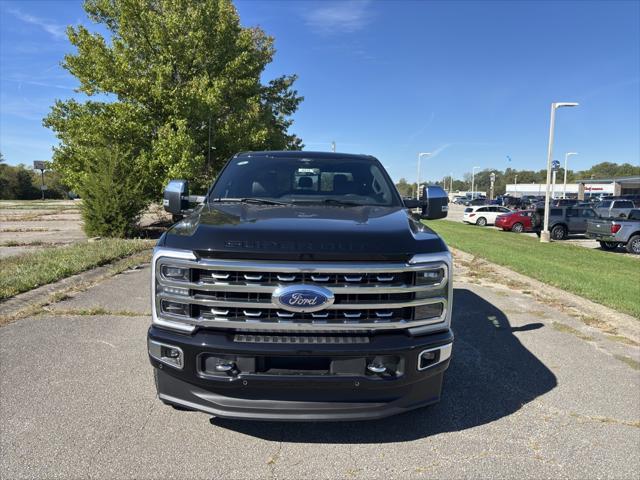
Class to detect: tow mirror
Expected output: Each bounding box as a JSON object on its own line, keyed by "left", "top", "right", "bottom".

{"left": 420, "top": 185, "right": 449, "bottom": 220}
{"left": 163, "top": 180, "right": 190, "bottom": 215}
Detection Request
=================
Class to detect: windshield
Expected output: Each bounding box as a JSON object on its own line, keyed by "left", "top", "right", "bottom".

{"left": 209, "top": 155, "right": 401, "bottom": 207}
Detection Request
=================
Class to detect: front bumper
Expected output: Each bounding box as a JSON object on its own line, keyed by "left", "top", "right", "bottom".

{"left": 148, "top": 326, "right": 453, "bottom": 421}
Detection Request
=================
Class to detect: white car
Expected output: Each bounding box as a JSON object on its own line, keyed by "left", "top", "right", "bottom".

{"left": 463, "top": 206, "right": 512, "bottom": 226}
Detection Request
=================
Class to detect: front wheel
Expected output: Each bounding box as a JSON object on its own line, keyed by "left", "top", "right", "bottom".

{"left": 599, "top": 241, "right": 618, "bottom": 251}
{"left": 476, "top": 217, "right": 487, "bottom": 227}
{"left": 511, "top": 222, "right": 524, "bottom": 233}
{"left": 626, "top": 235, "right": 640, "bottom": 254}
{"left": 551, "top": 225, "right": 567, "bottom": 240}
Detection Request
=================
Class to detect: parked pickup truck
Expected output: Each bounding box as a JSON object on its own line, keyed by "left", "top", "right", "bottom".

{"left": 586, "top": 209, "right": 640, "bottom": 254}
{"left": 149, "top": 151, "right": 454, "bottom": 421}
{"left": 593, "top": 199, "right": 635, "bottom": 219}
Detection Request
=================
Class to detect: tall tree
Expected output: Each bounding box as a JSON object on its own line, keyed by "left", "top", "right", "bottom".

{"left": 44, "top": 0, "right": 303, "bottom": 236}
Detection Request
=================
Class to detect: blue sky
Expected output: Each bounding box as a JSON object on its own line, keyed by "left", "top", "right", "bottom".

{"left": 1, "top": 0, "right": 638, "bottom": 183}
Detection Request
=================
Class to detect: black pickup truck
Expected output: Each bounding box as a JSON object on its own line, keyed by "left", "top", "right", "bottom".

{"left": 148, "top": 151, "right": 453, "bottom": 421}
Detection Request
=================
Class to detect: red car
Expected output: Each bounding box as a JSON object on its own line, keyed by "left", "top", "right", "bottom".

{"left": 495, "top": 210, "right": 533, "bottom": 233}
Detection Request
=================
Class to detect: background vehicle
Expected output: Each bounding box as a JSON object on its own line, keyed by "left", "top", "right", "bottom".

{"left": 495, "top": 210, "right": 533, "bottom": 232}
{"left": 586, "top": 209, "right": 640, "bottom": 254}
{"left": 530, "top": 206, "right": 598, "bottom": 240}
{"left": 151, "top": 151, "right": 454, "bottom": 421}
{"left": 464, "top": 197, "right": 487, "bottom": 206}
{"left": 552, "top": 198, "right": 578, "bottom": 207}
{"left": 463, "top": 205, "right": 512, "bottom": 226}
{"left": 594, "top": 199, "right": 635, "bottom": 218}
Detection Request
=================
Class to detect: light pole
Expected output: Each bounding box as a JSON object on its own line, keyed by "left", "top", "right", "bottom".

{"left": 541, "top": 102, "right": 579, "bottom": 242}
{"left": 471, "top": 166, "right": 481, "bottom": 199}
{"left": 450, "top": 172, "right": 454, "bottom": 193}
{"left": 416, "top": 152, "right": 432, "bottom": 199}
{"left": 563, "top": 152, "right": 578, "bottom": 198}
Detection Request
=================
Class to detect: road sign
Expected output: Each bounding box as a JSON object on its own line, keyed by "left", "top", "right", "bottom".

{"left": 33, "top": 161, "right": 47, "bottom": 170}
{"left": 551, "top": 160, "right": 560, "bottom": 171}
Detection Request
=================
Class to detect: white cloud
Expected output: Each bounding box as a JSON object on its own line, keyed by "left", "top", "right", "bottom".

{"left": 302, "top": 0, "right": 373, "bottom": 34}
{"left": 7, "top": 8, "right": 66, "bottom": 40}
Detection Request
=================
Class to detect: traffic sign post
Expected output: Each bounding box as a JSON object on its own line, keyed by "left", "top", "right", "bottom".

{"left": 33, "top": 161, "right": 47, "bottom": 200}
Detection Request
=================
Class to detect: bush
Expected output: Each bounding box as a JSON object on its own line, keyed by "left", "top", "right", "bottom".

{"left": 80, "top": 150, "right": 147, "bottom": 238}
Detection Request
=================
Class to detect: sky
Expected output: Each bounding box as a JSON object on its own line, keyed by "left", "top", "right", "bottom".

{"left": 0, "top": 0, "right": 639, "bottom": 183}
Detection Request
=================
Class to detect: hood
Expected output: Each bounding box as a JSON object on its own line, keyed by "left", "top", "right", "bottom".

{"left": 160, "top": 203, "right": 447, "bottom": 261}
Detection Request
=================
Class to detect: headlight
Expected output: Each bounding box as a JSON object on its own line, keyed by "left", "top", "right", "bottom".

{"left": 161, "top": 265, "right": 190, "bottom": 282}
{"left": 415, "top": 268, "right": 445, "bottom": 286}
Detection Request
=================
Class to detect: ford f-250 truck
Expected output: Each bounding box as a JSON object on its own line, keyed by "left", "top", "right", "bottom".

{"left": 586, "top": 208, "right": 640, "bottom": 254}
{"left": 149, "top": 151, "right": 453, "bottom": 420}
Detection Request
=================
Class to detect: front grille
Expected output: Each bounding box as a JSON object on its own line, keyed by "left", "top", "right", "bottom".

{"left": 154, "top": 255, "right": 449, "bottom": 332}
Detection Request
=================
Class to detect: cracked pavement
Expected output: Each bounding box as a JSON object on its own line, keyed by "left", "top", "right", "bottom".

{"left": 1, "top": 263, "right": 639, "bottom": 479}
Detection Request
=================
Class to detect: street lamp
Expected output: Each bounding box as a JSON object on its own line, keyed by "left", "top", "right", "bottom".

{"left": 541, "top": 102, "right": 579, "bottom": 242}
{"left": 416, "top": 152, "right": 432, "bottom": 199}
{"left": 471, "top": 166, "right": 481, "bottom": 199}
{"left": 563, "top": 152, "right": 578, "bottom": 199}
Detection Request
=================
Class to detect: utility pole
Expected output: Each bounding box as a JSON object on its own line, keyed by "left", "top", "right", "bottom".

{"left": 331, "top": 141, "right": 336, "bottom": 152}
{"left": 541, "top": 102, "right": 579, "bottom": 242}
{"left": 416, "top": 152, "right": 432, "bottom": 199}
{"left": 563, "top": 152, "right": 578, "bottom": 199}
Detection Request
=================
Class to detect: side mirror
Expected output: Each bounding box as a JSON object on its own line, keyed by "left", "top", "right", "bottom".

{"left": 420, "top": 185, "right": 449, "bottom": 220}
{"left": 163, "top": 180, "right": 189, "bottom": 215}
{"left": 403, "top": 197, "right": 421, "bottom": 209}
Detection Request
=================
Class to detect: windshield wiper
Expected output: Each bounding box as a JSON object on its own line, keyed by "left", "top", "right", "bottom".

{"left": 211, "top": 197, "right": 290, "bottom": 206}
{"left": 317, "top": 199, "right": 363, "bottom": 207}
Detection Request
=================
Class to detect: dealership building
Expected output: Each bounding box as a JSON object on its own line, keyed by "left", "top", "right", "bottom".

{"left": 505, "top": 175, "right": 640, "bottom": 199}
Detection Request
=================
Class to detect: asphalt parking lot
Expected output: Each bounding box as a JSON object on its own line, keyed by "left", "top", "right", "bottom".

{"left": 1, "top": 261, "right": 638, "bottom": 479}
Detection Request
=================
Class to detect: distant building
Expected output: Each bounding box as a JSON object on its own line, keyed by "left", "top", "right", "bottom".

{"left": 575, "top": 175, "right": 640, "bottom": 199}
{"left": 504, "top": 183, "right": 614, "bottom": 198}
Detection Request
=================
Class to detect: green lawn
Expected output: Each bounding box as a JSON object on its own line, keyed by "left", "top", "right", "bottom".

{"left": 0, "top": 239, "right": 154, "bottom": 300}
{"left": 424, "top": 220, "right": 640, "bottom": 318}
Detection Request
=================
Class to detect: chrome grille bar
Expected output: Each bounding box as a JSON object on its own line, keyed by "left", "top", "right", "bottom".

{"left": 152, "top": 248, "right": 451, "bottom": 333}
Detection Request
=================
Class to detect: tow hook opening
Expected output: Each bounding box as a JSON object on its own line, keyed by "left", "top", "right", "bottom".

{"left": 417, "top": 343, "right": 452, "bottom": 371}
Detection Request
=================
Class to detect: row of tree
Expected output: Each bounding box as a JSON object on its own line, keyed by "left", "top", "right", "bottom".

{"left": 43, "top": 0, "right": 303, "bottom": 237}
{"left": 395, "top": 162, "right": 640, "bottom": 198}
{"left": 0, "top": 154, "right": 70, "bottom": 200}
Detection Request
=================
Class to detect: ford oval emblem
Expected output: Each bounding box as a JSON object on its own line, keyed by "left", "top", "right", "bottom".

{"left": 272, "top": 285, "right": 334, "bottom": 313}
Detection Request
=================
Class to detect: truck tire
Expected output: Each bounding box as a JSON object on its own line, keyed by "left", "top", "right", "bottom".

{"left": 511, "top": 222, "right": 524, "bottom": 233}
{"left": 626, "top": 235, "right": 640, "bottom": 254}
{"left": 476, "top": 217, "right": 487, "bottom": 226}
{"left": 551, "top": 224, "right": 567, "bottom": 240}
{"left": 599, "top": 241, "right": 618, "bottom": 251}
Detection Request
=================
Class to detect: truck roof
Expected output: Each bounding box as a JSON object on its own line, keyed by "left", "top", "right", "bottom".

{"left": 235, "top": 150, "right": 376, "bottom": 161}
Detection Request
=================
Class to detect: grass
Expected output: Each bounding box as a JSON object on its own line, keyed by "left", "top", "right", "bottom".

{"left": 0, "top": 239, "right": 154, "bottom": 300}
{"left": 424, "top": 220, "right": 640, "bottom": 318}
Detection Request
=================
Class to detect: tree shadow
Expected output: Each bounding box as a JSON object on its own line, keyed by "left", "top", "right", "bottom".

{"left": 210, "top": 288, "right": 557, "bottom": 443}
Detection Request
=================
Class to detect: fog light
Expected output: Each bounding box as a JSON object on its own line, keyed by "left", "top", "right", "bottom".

{"left": 148, "top": 340, "right": 184, "bottom": 369}
{"left": 417, "top": 344, "right": 452, "bottom": 371}
{"left": 161, "top": 265, "right": 190, "bottom": 282}
{"left": 215, "top": 361, "right": 236, "bottom": 372}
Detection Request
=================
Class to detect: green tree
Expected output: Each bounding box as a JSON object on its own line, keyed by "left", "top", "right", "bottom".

{"left": 44, "top": 0, "right": 303, "bottom": 237}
